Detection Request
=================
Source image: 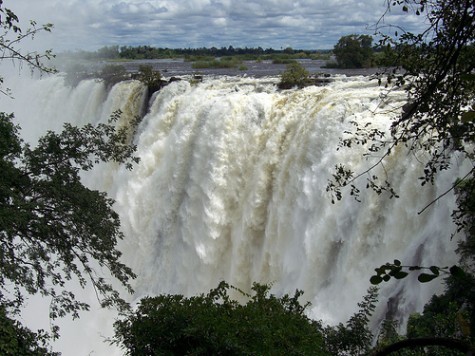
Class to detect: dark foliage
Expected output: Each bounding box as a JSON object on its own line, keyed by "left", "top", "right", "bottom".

{"left": 0, "top": 2, "right": 138, "bottom": 350}
{"left": 278, "top": 61, "right": 310, "bottom": 89}
{"left": 323, "top": 287, "right": 378, "bottom": 355}
{"left": 0, "top": 110, "right": 138, "bottom": 324}
{"left": 0, "top": 305, "right": 59, "bottom": 356}
{"left": 333, "top": 34, "right": 374, "bottom": 68}
{"left": 114, "top": 282, "right": 329, "bottom": 356}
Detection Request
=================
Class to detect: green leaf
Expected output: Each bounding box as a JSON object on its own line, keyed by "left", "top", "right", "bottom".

{"left": 370, "top": 275, "right": 383, "bottom": 285}
{"left": 393, "top": 271, "right": 409, "bottom": 279}
{"left": 418, "top": 273, "right": 437, "bottom": 283}
{"left": 429, "top": 266, "right": 440, "bottom": 275}
{"left": 393, "top": 259, "right": 401, "bottom": 266}
{"left": 389, "top": 266, "right": 402, "bottom": 276}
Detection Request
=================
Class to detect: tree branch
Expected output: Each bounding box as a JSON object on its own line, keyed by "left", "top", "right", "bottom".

{"left": 373, "top": 337, "right": 473, "bottom": 355}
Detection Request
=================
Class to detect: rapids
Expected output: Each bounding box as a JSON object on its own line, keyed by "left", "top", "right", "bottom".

{"left": 4, "top": 74, "right": 466, "bottom": 354}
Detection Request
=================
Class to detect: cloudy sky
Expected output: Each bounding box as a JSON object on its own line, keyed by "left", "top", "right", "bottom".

{"left": 10, "top": 0, "right": 424, "bottom": 51}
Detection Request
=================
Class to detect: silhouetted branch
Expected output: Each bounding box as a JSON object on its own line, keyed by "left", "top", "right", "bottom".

{"left": 373, "top": 337, "right": 473, "bottom": 356}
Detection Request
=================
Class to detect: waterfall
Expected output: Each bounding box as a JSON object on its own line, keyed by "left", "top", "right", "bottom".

{"left": 5, "top": 74, "right": 466, "bottom": 355}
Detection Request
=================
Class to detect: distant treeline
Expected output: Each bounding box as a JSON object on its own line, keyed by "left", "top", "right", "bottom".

{"left": 60, "top": 45, "right": 331, "bottom": 60}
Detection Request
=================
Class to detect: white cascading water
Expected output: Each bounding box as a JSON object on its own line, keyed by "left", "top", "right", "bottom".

{"left": 4, "top": 74, "right": 468, "bottom": 355}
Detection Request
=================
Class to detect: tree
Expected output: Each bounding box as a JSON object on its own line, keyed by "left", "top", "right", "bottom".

{"left": 278, "top": 61, "right": 309, "bottom": 89}
{"left": 405, "top": 271, "right": 475, "bottom": 351}
{"left": 96, "top": 45, "right": 120, "bottom": 59}
{"left": 283, "top": 46, "right": 294, "bottom": 54}
{"left": 333, "top": 34, "right": 374, "bottom": 68}
{"left": 370, "top": 271, "right": 475, "bottom": 355}
{"left": 98, "top": 64, "right": 129, "bottom": 88}
{"left": 0, "top": 305, "right": 59, "bottom": 356}
{"left": 327, "top": 1, "right": 475, "bottom": 353}
{"left": 0, "top": 0, "right": 55, "bottom": 96}
{"left": 328, "top": 1, "right": 475, "bottom": 235}
{"left": 454, "top": 177, "right": 475, "bottom": 271}
{"left": 136, "top": 64, "right": 164, "bottom": 95}
{"left": 0, "top": 111, "right": 138, "bottom": 319}
{"left": 0, "top": 0, "right": 136, "bottom": 343}
{"left": 113, "top": 282, "right": 329, "bottom": 355}
{"left": 323, "top": 287, "right": 378, "bottom": 355}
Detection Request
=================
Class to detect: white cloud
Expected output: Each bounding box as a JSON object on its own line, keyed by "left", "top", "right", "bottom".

{"left": 8, "top": 0, "right": 425, "bottom": 51}
{"left": 213, "top": 17, "right": 228, "bottom": 27}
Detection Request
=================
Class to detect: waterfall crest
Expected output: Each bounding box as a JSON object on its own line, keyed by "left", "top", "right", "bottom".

{"left": 7, "top": 74, "right": 466, "bottom": 354}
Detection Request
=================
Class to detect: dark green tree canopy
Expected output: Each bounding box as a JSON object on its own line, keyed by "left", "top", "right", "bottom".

{"left": 113, "top": 282, "right": 329, "bottom": 356}
{"left": 322, "top": 287, "right": 378, "bottom": 355}
{"left": 333, "top": 34, "right": 374, "bottom": 68}
{"left": 0, "top": 304, "right": 59, "bottom": 356}
{"left": 0, "top": 0, "right": 138, "bottom": 346}
{"left": 0, "top": 109, "right": 139, "bottom": 324}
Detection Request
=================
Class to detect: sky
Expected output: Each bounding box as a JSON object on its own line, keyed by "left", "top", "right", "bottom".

{"left": 10, "top": 0, "right": 425, "bottom": 52}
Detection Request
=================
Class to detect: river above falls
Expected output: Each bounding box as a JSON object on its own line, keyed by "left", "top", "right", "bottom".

{"left": 56, "top": 57, "right": 383, "bottom": 78}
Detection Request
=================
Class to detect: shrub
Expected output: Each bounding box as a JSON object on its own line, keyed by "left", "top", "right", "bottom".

{"left": 136, "top": 64, "right": 163, "bottom": 93}
{"left": 113, "top": 282, "right": 329, "bottom": 355}
{"left": 278, "top": 61, "right": 309, "bottom": 89}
